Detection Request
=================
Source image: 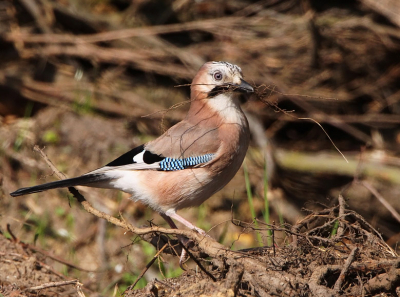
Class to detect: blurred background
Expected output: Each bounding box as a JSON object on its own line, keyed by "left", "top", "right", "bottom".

{"left": 1, "top": 0, "right": 400, "bottom": 294}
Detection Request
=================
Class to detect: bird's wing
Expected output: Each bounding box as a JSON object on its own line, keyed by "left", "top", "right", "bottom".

{"left": 145, "top": 119, "right": 221, "bottom": 159}
{"left": 87, "top": 121, "right": 221, "bottom": 175}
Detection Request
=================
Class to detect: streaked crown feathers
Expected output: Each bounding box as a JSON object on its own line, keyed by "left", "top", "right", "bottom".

{"left": 211, "top": 61, "right": 242, "bottom": 75}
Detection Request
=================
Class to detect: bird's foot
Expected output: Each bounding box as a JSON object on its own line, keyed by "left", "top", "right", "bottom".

{"left": 178, "top": 237, "right": 194, "bottom": 270}
{"left": 178, "top": 228, "right": 212, "bottom": 269}
{"left": 192, "top": 226, "right": 210, "bottom": 237}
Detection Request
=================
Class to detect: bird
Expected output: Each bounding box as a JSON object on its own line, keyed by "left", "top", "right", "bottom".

{"left": 10, "top": 61, "right": 253, "bottom": 264}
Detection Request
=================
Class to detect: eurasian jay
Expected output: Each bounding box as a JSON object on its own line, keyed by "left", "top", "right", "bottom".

{"left": 11, "top": 61, "right": 253, "bottom": 260}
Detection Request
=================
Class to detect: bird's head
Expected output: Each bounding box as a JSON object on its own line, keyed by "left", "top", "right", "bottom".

{"left": 191, "top": 61, "right": 254, "bottom": 99}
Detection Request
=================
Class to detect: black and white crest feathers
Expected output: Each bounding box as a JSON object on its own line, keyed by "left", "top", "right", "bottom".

{"left": 212, "top": 61, "right": 242, "bottom": 75}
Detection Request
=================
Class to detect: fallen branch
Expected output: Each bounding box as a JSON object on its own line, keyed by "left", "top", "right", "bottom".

{"left": 334, "top": 246, "right": 358, "bottom": 292}
{"left": 4, "top": 16, "right": 256, "bottom": 44}
{"left": 27, "top": 279, "right": 81, "bottom": 291}
{"left": 274, "top": 149, "right": 400, "bottom": 185}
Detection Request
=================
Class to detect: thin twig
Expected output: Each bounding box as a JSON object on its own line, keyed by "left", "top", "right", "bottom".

{"left": 33, "top": 145, "right": 66, "bottom": 179}
{"left": 125, "top": 244, "right": 168, "bottom": 291}
{"left": 336, "top": 194, "right": 346, "bottom": 237}
{"left": 298, "top": 117, "right": 348, "bottom": 163}
{"left": 6, "top": 224, "right": 18, "bottom": 242}
{"left": 272, "top": 221, "right": 276, "bottom": 257}
{"left": 27, "top": 279, "right": 82, "bottom": 291}
{"left": 23, "top": 243, "right": 98, "bottom": 272}
{"left": 76, "top": 283, "right": 86, "bottom": 297}
{"left": 360, "top": 181, "right": 400, "bottom": 223}
{"left": 334, "top": 247, "right": 359, "bottom": 292}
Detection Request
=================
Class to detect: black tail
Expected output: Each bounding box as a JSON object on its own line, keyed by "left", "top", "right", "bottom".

{"left": 10, "top": 174, "right": 111, "bottom": 197}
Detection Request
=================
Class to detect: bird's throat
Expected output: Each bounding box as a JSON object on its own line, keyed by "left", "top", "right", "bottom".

{"left": 188, "top": 93, "right": 245, "bottom": 125}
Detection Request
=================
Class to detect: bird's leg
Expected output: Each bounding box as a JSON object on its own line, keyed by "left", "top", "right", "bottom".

{"left": 159, "top": 213, "right": 193, "bottom": 269}
{"left": 165, "top": 209, "right": 208, "bottom": 236}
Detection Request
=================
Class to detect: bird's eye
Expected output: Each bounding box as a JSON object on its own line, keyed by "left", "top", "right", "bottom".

{"left": 213, "top": 71, "right": 223, "bottom": 81}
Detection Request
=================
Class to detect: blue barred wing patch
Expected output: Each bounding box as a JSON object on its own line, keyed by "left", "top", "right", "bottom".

{"left": 159, "top": 154, "right": 214, "bottom": 171}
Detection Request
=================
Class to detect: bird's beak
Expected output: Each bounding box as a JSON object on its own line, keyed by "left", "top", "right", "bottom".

{"left": 235, "top": 79, "right": 254, "bottom": 93}
{"left": 212, "top": 79, "right": 254, "bottom": 96}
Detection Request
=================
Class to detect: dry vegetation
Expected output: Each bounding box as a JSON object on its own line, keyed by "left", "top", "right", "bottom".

{"left": 1, "top": 0, "right": 400, "bottom": 296}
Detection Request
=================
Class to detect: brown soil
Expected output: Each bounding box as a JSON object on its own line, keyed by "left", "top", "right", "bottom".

{"left": 0, "top": 234, "right": 79, "bottom": 297}
{"left": 2, "top": 203, "right": 400, "bottom": 296}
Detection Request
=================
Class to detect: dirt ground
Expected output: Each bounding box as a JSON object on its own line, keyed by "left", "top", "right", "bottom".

{"left": 2, "top": 202, "right": 400, "bottom": 296}
{"left": 1, "top": 0, "right": 400, "bottom": 296}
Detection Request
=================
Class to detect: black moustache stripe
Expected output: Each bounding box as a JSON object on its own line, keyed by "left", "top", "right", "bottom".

{"left": 207, "top": 85, "right": 230, "bottom": 97}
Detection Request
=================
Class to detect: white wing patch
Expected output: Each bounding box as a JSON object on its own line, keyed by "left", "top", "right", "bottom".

{"left": 133, "top": 150, "right": 145, "bottom": 163}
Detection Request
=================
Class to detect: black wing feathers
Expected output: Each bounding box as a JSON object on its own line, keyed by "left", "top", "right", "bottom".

{"left": 106, "top": 144, "right": 145, "bottom": 166}
{"left": 10, "top": 174, "right": 111, "bottom": 197}
{"left": 106, "top": 144, "right": 164, "bottom": 167}
{"left": 143, "top": 150, "right": 164, "bottom": 164}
